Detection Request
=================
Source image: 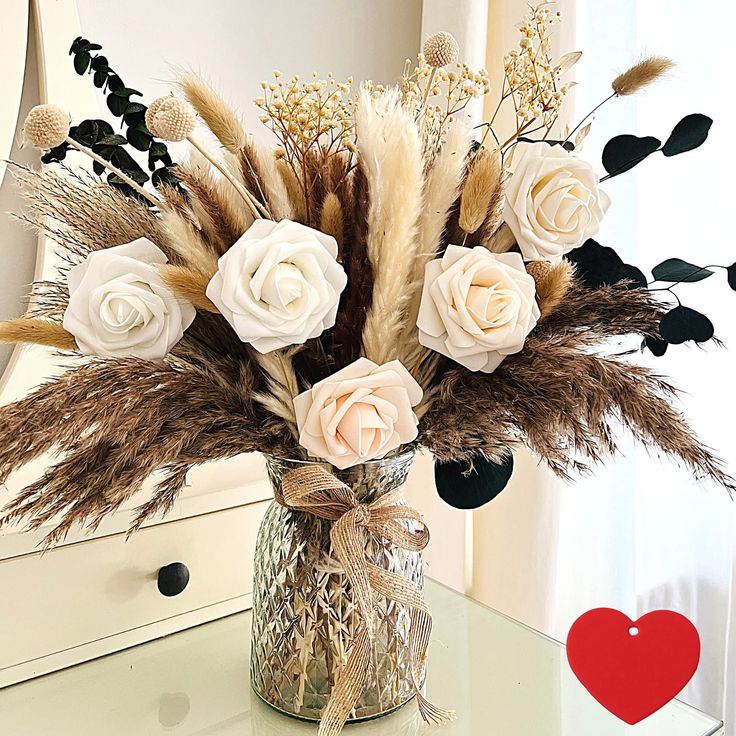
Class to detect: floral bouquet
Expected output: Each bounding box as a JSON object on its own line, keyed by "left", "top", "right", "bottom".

{"left": 1, "top": 5, "right": 731, "bottom": 734}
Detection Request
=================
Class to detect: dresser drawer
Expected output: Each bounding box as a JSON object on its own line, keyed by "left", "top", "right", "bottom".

{"left": 0, "top": 501, "right": 269, "bottom": 675}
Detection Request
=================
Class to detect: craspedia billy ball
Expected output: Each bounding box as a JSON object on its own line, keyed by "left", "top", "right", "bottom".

{"left": 423, "top": 31, "right": 460, "bottom": 68}
{"left": 145, "top": 96, "right": 196, "bottom": 142}
{"left": 23, "top": 104, "right": 70, "bottom": 150}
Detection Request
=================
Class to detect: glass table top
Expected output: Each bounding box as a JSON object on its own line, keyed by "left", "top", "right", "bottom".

{"left": 0, "top": 579, "right": 723, "bottom": 735}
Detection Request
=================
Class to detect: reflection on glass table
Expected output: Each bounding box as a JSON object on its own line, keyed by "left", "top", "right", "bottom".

{"left": 0, "top": 579, "right": 724, "bottom": 735}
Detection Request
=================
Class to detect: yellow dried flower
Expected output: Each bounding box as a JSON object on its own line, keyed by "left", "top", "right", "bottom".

{"left": 23, "top": 104, "right": 70, "bottom": 149}
{"left": 146, "top": 96, "right": 197, "bottom": 142}
{"left": 423, "top": 31, "right": 460, "bottom": 68}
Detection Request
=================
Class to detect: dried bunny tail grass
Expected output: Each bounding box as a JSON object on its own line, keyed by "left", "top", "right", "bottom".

{"left": 277, "top": 158, "right": 307, "bottom": 222}
{"left": 320, "top": 192, "right": 343, "bottom": 247}
{"left": 482, "top": 222, "right": 516, "bottom": 253}
{"left": 0, "top": 359, "right": 277, "bottom": 544}
{"left": 175, "top": 152, "right": 253, "bottom": 251}
{"left": 0, "top": 318, "right": 77, "bottom": 351}
{"left": 157, "top": 185, "right": 219, "bottom": 275}
{"left": 233, "top": 141, "right": 289, "bottom": 220}
{"left": 458, "top": 147, "right": 503, "bottom": 235}
{"left": 159, "top": 265, "right": 218, "bottom": 312}
{"left": 251, "top": 348, "right": 300, "bottom": 435}
{"left": 612, "top": 56, "right": 675, "bottom": 96}
{"left": 526, "top": 260, "right": 574, "bottom": 319}
{"left": 422, "top": 334, "right": 734, "bottom": 492}
{"left": 8, "top": 162, "right": 164, "bottom": 258}
{"left": 357, "top": 87, "right": 424, "bottom": 364}
{"left": 178, "top": 73, "right": 246, "bottom": 153}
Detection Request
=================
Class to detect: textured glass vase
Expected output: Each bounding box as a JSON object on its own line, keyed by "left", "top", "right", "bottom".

{"left": 250, "top": 451, "right": 423, "bottom": 722}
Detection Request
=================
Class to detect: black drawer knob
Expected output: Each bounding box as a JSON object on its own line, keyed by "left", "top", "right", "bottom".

{"left": 157, "top": 562, "right": 190, "bottom": 597}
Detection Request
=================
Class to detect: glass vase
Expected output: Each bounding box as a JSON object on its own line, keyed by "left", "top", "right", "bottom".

{"left": 250, "top": 450, "right": 423, "bottom": 722}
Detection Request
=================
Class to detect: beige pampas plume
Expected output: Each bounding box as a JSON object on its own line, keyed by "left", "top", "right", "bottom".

{"left": 179, "top": 74, "right": 246, "bottom": 153}
{"left": 459, "top": 147, "right": 503, "bottom": 235}
{"left": 612, "top": 56, "right": 674, "bottom": 96}
{"left": 276, "top": 158, "right": 307, "bottom": 222}
{"left": 357, "top": 87, "right": 424, "bottom": 364}
{"left": 526, "top": 260, "right": 574, "bottom": 319}
{"left": 0, "top": 318, "right": 77, "bottom": 351}
{"left": 160, "top": 265, "right": 219, "bottom": 312}
{"left": 320, "top": 192, "right": 343, "bottom": 247}
{"left": 246, "top": 142, "right": 293, "bottom": 221}
{"left": 401, "top": 120, "right": 472, "bottom": 367}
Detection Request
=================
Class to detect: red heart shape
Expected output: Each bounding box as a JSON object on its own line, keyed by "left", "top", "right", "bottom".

{"left": 567, "top": 608, "right": 700, "bottom": 724}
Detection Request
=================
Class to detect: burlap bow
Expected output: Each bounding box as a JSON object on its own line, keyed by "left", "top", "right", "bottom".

{"left": 276, "top": 464, "right": 455, "bottom": 736}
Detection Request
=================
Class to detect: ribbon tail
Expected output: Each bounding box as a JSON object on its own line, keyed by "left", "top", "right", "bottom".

{"left": 317, "top": 628, "right": 372, "bottom": 736}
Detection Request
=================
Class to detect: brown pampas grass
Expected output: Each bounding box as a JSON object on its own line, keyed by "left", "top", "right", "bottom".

{"left": 458, "top": 147, "right": 503, "bottom": 235}
{"left": 612, "top": 56, "right": 674, "bottom": 96}
{"left": 0, "top": 318, "right": 77, "bottom": 351}
{"left": 421, "top": 333, "right": 734, "bottom": 492}
{"left": 9, "top": 163, "right": 165, "bottom": 259}
{"left": 320, "top": 192, "right": 344, "bottom": 247}
{"left": 160, "top": 265, "right": 218, "bottom": 312}
{"left": 251, "top": 348, "right": 300, "bottom": 436}
{"left": 179, "top": 74, "right": 246, "bottom": 153}
{"left": 357, "top": 88, "right": 424, "bottom": 364}
{"left": 527, "top": 261, "right": 574, "bottom": 319}
{"left": 0, "top": 359, "right": 290, "bottom": 545}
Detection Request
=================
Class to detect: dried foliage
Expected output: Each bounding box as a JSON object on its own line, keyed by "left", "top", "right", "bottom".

{"left": 160, "top": 265, "right": 218, "bottom": 312}
{"left": 0, "top": 318, "right": 77, "bottom": 351}
{"left": 527, "top": 260, "right": 574, "bottom": 319}
{"left": 458, "top": 147, "right": 503, "bottom": 235}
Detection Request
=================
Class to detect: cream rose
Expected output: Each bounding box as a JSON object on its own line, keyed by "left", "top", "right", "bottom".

{"left": 206, "top": 219, "right": 347, "bottom": 353}
{"left": 63, "top": 238, "right": 195, "bottom": 360}
{"left": 503, "top": 141, "right": 611, "bottom": 261}
{"left": 293, "top": 358, "right": 422, "bottom": 469}
{"left": 417, "top": 245, "right": 539, "bottom": 373}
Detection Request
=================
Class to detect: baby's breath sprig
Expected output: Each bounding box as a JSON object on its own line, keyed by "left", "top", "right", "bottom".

{"left": 484, "top": 3, "right": 577, "bottom": 151}
{"left": 255, "top": 71, "right": 356, "bottom": 223}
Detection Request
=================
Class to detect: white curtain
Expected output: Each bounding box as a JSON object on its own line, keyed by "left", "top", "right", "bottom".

{"left": 417, "top": 0, "right": 736, "bottom": 729}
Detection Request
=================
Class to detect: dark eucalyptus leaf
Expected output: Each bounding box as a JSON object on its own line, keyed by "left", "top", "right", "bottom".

{"left": 566, "top": 239, "right": 623, "bottom": 288}
{"left": 659, "top": 306, "right": 714, "bottom": 344}
{"left": 644, "top": 335, "right": 668, "bottom": 357}
{"left": 652, "top": 258, "right": 713, "bottom": 283}
{"left": 92, "top": 160, "right": 105, "bottom": 176}
{"left": 435, "top": 454, "right": 514, "bottom": 510}
{"left": 41, "top": 143, "right": 68, "bottom": 164}
{"left": 96, "top": 133, "right": 127, "bottom": 147}
{"left": 90, "top": 55, "right": 108, "bottom": 71}
{"left": 602, "top": 134, "right": 661, "bottom": 177}
{"left": 727, "top": 264, "right": 736, "bottom": 291}
{"left": 151, "top": 167, "right": 179, "bottom": 188}
{"left": 80, "top": 41, "right": 102, "bottom": 52}
{"left": 106, "top": 74, "right": 124, "bottom": 93}
{"left": 107, "top": 93, "right": 129, "bottom": 116}
{"left": 93, "top": 69, "right": 107, "bottom": 88}
{"left": 149, "top": 142, "right": 168, "bottom": 158}
{"left": 69, "top": 37, "right": 85, "bottom": 55}
{"left": 126, "top": 123, "right": 153, "bottom": 151}
{"left": 112, "top": 87, "right": 142, "bottom": 98}
{"left": 620, "top": 264, "right": 647, "bottom": 289}
{"left": 73, "top": 51, "right": 91, "bottom": 75}
{"left": 662, "top": 114, "right": 713, "bottom": 157}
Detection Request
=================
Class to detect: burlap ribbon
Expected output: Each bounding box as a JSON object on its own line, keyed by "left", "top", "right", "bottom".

{"left": 276, "top": 465, "right": 455, "bottom": 736}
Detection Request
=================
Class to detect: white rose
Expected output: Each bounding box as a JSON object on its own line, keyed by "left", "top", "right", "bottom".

{"left": 417, "top": 245, "right": 539, "bottom": 373}
{"left": 205, "top": 219, "right": 347, "bottom": 353}
{"left": 293, "top": 357, "right": 422, "bottom": 469}
{"left": 503, "top": 141, "right": 611, "bottom": 261}
{"left": 63, "top": 238, "right": 195, "bottom": 360}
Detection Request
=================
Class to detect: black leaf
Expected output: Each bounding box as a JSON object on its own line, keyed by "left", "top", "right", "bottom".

{"left": 435, "top": 454, "right": 514, "bottom": 510}
{"left": 652, "top": 258, "right": 713, "bottom": 283}
{"left": 727, "top": 264, "right": 736, "bottom": 291}
{"left": 107, "top": 74, "right": 124, "bottom": 93}
{"left": 659, "top": 306, "right": 714, "bottom": 344}
{"left": 90, "top": 55, "right": 108, "bottom": 72}
{"left": 93, "top": 69, "right": 107, "bottom": 88}
{"left": 620, "top": 264, "right": 648, "bottom": 289}
{"left": 73, "top": 51, "right": 91, "bottom": 75}
{"left": 644, "top": 335, "right": 668, "bottom": 357}
{"left": 112, "top": 87, "right": 142, "bottom": 98}
{"left": 127, "top": 123, "right": 153, "bottom": 152}
{"left": 602, "top": 134, "right": 661, "bottom": 177}
{"left": 566, "top": 239, "right": 624, "bottom": 288}
{"left": 151, "top": 167, "right": 179, "bottom": 188}
{"left": 96, "top": 134, "right": 127, "bottom": 146}
{"left": 662, "top": 114, "right": 713, "bottom": 157}
{"left": 92, "top": 160, "right": 105, "bottom": 176}
{"left": 69, "top": 37, "right": 85, "bottom": 55}
{"left": 107, "top": 93, "right": 129, "bottom": 117}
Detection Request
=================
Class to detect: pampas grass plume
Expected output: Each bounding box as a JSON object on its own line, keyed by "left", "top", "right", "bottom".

{"left": 459, "top": 147, "right": 502, "bottom": 235}
{"left": 0, "top": 318, "right": 77, "bottom": 351}
{"left": 612, "top": 56, "right": 674, "bottom": 96}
